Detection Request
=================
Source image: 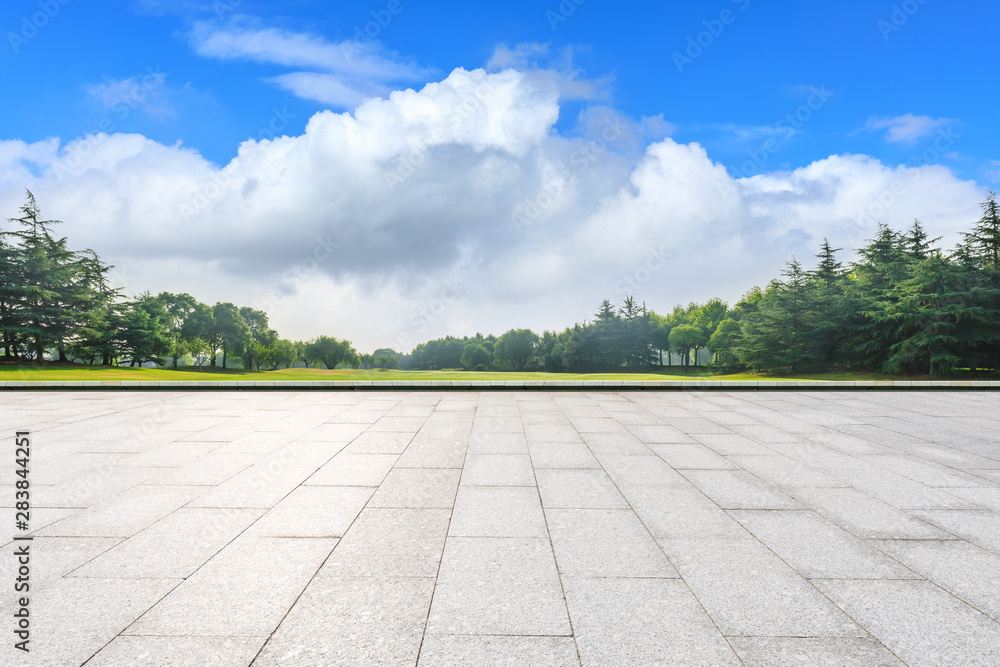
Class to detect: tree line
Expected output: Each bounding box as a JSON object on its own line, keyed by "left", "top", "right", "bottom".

{"left": 3, "top": 190, "right": 999, "bottom": 376}
{"left": 408, "top": 192, "right": 1000, "bottom": 376}
{"left": 0, "top": 192, "right": 360, "bottom": 370}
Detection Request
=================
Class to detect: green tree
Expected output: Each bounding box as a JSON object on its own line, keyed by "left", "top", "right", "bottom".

{"left": 373, "top": 354, "right": 400, "bottom": 369}
{"left": 668, "top": 324, "right": 706, "bottom": 373}
{"left": 960, "top": 191, "right": 1000, "bottom": 272}
{"left": 238, "top": 307, "right": 271, "bottom": 371}
{"left": 6, "top": 191, "right": 92, "bottom": 361}
{"left": 306, "top": 336, "right": 356, "bottom": 369}
{"left": 115, "top": 292, "right": 171, "bottom": 367}
{"left": 209, "top": 302, "right": 249, "bottom": 369}
{"left": 707, "top": 318, "right": 742, "bottom": 370}
{"left": 494, "top": 328, "right": 539, "bottom": 371}
{"left": 877, "top": 254, "right": 970, "bottom": 375}
{"left": 461, "top": 342, "right": 492, "bottom": 370}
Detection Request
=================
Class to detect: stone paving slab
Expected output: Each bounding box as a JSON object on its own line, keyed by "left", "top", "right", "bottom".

{"left": 2, "top": 390, "right": 1000, "bottom": 665}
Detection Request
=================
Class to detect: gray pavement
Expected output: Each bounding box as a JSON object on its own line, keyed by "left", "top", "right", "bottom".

{"left": 1, "top": 390, "right": 999, "bottom": 666}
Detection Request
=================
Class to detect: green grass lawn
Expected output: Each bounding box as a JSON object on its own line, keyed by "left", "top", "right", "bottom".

{"left": 0, "top": 361, "right": 928, "bottom": 382}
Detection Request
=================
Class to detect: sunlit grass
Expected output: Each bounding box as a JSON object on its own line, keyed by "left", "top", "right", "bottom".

{"left": 0, "top": 362, "right": 932, "bottom": 382}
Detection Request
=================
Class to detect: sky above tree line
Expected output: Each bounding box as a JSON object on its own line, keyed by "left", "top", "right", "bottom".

{"left": 1, "top": 0, "right": 997, "bottom": 351}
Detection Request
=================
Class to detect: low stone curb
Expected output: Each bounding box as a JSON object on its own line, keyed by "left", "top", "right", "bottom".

{"left": 2, "top": 380, "right": 999, "bottom": 390}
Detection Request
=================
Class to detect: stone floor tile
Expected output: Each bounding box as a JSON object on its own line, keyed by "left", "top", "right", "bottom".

{"left": 461, "top": 453, "right": 535, "bottom": 486}
{"left": 660, "top": 538, "right": 863, "bottom": 637}
{"left": 730, "top": 510, "right": 918, "bottom": 579}
{"left": 563, "top": 577, "right": 740, "bottom": 666}
{"left": 791, "top": 486, "right": 952, "bottom": 540}
{"left": 449, "top": 485, "right": 547, "bottom": 537}
{"left": 814, "top": 578, "right": 1000, "bottom": 667}
{"left": 87, "top": 636, "right": 266, "bottom": 667}
{"left": 682, "top": 469, "right": 802, "bottom": 509}
{"left": 70, "top": 507, "right": 264, "bottom": 579}
{"left": 368, "top": 468, "right": 461, "bottom": 509}
{"left": 305, "top": 452, "right": 398, "bottom": 486}
{"left": 728, "top": 637, "right": 904, "bottom": 666}
{"left": 253, "top": 576, "right": 435, "bottom": 665}
{"left": 427, "top": 536, "right": 570, "bottom": 636}
{"left": 535, "top": 468, "right": 628, "bottom": 508}
{"left": 417, "top": 635, "right": 579, "bottom": 666}
{"left": 125, "top": 536, "right": 336, "bottom": 637}
{"left": 320, "top": 508, "right": 451, "bottom": 578}
{"left": 873, "top": 539, "right": 1000, "bottom": 621}
{"left": 547, "top": 509, "right": 676, "bottom": 577}
{"left": 247, "top": 485, "right": 374, "bottom": 537}
{"left": 651, "top": 443, "right": 737, "bottom": 469}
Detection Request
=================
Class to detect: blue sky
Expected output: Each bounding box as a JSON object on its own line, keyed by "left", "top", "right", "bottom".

{"left": 3, "top": 0, "right": 996, "bottom": 181}
{"left": 0, "top": 0, "right": 996, "bottom": 349}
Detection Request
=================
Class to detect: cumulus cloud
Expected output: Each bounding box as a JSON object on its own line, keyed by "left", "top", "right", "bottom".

{"left": 0, "top": 68, "right": 984, "bottom": 352}
{"left": 860, "top": 113, "right": 956, "bottom": 144}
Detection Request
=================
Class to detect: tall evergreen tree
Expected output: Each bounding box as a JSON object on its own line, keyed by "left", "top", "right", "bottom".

{"left": 6, "top": 191, "right": 88, "bottom": 361}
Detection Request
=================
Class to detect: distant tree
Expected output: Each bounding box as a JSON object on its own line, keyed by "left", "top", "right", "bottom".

{"left": 306, "top": 336, "right": 356, "bottom": 369}
{"left": 373, "top": 354, "right": 400, "bottom": 369}
{"left": 156, "top": 293, "right": 207, "bottom": 369}
{"left": 115, "top": 292, "right": 171, "bottom": 367}
{"left": 494, "top": 328, "right": 539, "bottom": 371}
{"left": 707, "top": 318, "right": 742, "bottom": 370}
{"left": 263, "top": 338, "right": 297, "bottom": 370}
{"left": 237, "top": 307, "right": 272, "bottom": 371}
{"left": 461, "top": 342, "right": 492, "bottom": 370}
{"left": 668, "top": 324, "right": 706, "bottom": 373}
{"left": 209, "top": 303, "right": 249, "bottom": 369}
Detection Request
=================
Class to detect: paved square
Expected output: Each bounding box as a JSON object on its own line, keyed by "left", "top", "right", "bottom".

{"left": 2, "top": 390, "right": 1000, "bottom": 665}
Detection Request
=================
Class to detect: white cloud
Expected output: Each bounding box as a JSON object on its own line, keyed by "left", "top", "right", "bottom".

{"left": 83, "top": 70, "right": 174, "bottom": 120}
{"left": 188, "top": 19, "right": 429, "bottom": 108}
{"left": 487, "top": 42, "right": 613, "bottom": 102}
{"left": 716, "top": 122, "right": 799, "bottom": 142}
{"left": 0, "top": 68, "right": 984, "bottom": 353}
{"left": 861, "top": 114, "right": 956, "bottom": 144}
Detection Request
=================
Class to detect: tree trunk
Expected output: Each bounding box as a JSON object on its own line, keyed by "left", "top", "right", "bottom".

{"left": 222, "top": 349, "right": 227, "bottom": 369}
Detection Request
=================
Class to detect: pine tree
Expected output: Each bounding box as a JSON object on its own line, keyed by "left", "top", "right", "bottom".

{"left": 0, "top": 219, "right": 23, "bottom": 358}
{"left": 961, "top": 191, "right": 1000, "bottom": 273}
{"left": 878, "top": 254, "right": 977, "bottom": 375}
{"left": 6, "top": 191, "right": 88, "bottom": 361}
